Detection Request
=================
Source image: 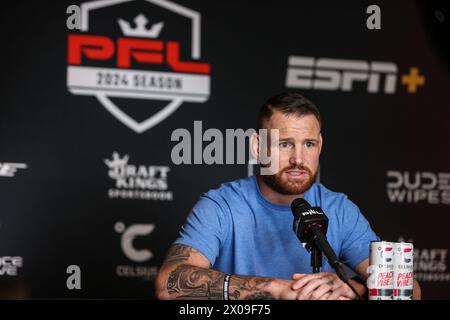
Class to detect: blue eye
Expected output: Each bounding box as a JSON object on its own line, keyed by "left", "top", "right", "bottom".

{"left": 305, "top": 141, "right": 316, "bottom": 148}
{"left": 280, "top": 142, "right": 292, "bottom": 148}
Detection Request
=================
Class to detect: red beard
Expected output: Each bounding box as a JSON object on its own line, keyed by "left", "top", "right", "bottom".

{"left": 261, "top": 164, "right": 316, "bottom": 195}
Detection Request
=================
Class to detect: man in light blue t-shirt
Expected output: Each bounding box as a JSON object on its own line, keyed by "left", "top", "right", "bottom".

{"left": 155, "top": 92, "right": 420, "bottom": 300}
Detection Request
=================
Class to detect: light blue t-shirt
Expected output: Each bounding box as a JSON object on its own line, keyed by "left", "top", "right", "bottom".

{"left": 175, "top": 176, "right": 378, "bottom": 279}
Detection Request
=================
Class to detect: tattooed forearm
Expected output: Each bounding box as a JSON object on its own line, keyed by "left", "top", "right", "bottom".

{"left": 167, "top": 264, "right": 225, "bottom": 299}
{"left": 245, "top": 292, "right": 273, "bottom": 300}
{"left": 229, "top": 275, "right": 274, "bottom": 300}
{"left": 162, "top": 244, "right": 200, "bottom": 267}
{"left": 165, "top": 264, "right": 275, "bottom": 300}
{"left": 159, "top": 244, "right": 276, "bottom": 300}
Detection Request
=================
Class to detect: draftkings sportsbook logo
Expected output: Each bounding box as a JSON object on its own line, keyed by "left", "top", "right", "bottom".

{"left": 104, "top": 152, "right": 173, "bottom": 200}
{"left": 67, "top": 0, "right": 211, "bottom": 133}
{"left": 286, "top": 56, "right": 425, "bottom": 94}
{"left": 398, "top": 237, "right": 450, "bottom": 282}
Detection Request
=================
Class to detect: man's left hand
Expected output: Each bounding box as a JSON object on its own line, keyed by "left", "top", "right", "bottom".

{"left": 291, "top": 272, "right": 357, "bottom": 300}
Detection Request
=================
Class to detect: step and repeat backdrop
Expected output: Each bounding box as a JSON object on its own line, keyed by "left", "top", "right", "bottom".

{"left": 0, "top": 0, "right": 449, "bottom": 299}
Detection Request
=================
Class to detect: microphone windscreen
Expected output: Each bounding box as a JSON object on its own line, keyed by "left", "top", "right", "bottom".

{"left": 291, "top": 198, "right": 310, "bottom": 213}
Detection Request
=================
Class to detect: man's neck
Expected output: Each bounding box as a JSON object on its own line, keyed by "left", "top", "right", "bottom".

{"left": 256, "top": 175, "right": 304, "bottom": 206}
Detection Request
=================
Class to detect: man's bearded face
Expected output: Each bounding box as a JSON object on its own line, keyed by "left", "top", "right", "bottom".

{"left": 259, "top": 112, "right": 322, "bottom": 195}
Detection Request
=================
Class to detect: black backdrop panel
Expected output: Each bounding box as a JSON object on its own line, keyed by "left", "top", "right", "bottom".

{"left": 0, "top": 0, "right": 449, "bottom": 299}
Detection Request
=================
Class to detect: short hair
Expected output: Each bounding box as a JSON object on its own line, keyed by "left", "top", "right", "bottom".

{"left": 257, "top": 92, "right": 322, "bottom": 130}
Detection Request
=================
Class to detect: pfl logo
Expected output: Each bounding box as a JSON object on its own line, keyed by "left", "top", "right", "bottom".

{"left": 66, "top": 0, "right": 211, "bottom": 133}
{"left": 115, "top": 222, "right": 154, "bottom": 262}
{"left": 301, "top": 209, "right": 322, "bottom": 216}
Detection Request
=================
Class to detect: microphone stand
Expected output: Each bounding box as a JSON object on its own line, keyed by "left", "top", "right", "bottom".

{"left": 308, "top": 225, "right": 363, "bottom": 300}
{"left": 306, "top": 243, "right": 322, "bottom": 274}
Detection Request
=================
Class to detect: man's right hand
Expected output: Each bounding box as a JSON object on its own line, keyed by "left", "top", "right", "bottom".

{"left": 290, "top": 273, "right": 357, "bottom": 300}
{"left": 267, "top": 279, "right": 299, "bottom": 300}
{"left": 268, "top": 277, "right": 349, "bottom": 300}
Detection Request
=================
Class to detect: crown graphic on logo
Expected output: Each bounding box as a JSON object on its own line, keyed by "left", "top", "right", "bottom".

{"left": 118, "top": 14, "right": 164, "bottom": 38}
{"left": 104, "top": 152, "right": 129, "bottom": 169}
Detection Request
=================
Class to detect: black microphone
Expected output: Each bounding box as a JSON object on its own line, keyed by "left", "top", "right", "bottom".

{"left": 291, "top": 198, "right": 349, "bottom": 283}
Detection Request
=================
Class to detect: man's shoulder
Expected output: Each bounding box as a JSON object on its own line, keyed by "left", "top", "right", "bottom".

{"left": 202, "top": 176, "right": 255, "bottom": 203}
{"left": 308, "top": 183, "right": 356, "bottom": 212}
{"left": 190, "top": 177, "right": 255, "bottom": 219}
{"left": 309, "top": 183, "right": 348, "bottom": 201}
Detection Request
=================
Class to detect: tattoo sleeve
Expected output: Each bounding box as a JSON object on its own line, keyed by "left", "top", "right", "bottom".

{"left": 228, "top": 275, "right": 274, "bottom": 300}
{"left": 167, "top": 264, "right": 225, "bottom": 299}
{"left": 161, "top": 244, "right": 275, "bottom": 300}
{"left": 161, "top": 244, "right": 198, "bottom": 267}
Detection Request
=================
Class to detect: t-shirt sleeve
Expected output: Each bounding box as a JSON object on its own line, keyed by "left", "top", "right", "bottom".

{"left": 339, "top": 198, "right": 380, "bottom": 270}
{"left": 173, "top": 193, "right": 230, "bottom": 266}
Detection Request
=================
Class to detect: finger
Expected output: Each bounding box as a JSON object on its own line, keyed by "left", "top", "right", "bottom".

{"left": 317, "top": 274, "right": 344, "bottom": 293}
{"left": 309, "top": 283, "right": 334, "bottom": 300}
{"left": 320, "top": 292, "right": 331, "bottom": 300}
{"left": 292, "top": 273, "right": 308, "bottom": 280}
{"left": 341, "top": 284, "right": 356, "bottom": 299}
{"left": 333, "top": 282, "right": 356, "bottom": 299}
{"left": 296, "top": 277, "right": 332, "bottom": 299}
{"left": 327, "top": 287, "right": 346, "bottom": 300}
{"left": 332, "top": 284, "right": 357, "bottom": 300}
{"left": 296, "top": 289, "right": 315, "bottom": 300}
{"left": 292, "top": 273, "right": 330, "bottom": 290}
{"left": 291, "top": 276, "right": 313, "bottom": 290}
{"left": 338, "top": 296, "right": 352, "bottom": 300}
{"left": 291, "top": 278, "right": 310, "bottom": 291}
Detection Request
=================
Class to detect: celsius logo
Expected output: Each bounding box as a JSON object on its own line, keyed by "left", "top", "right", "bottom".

{"left": 67, "top": 0, "right": 211, "bottom": 133}
{"left": 379, "top": 246, "right": 393, "bottom": 263}
{"left": 403, "top": 248, "right": 413, "bottom": 263}
{"left": 286, "top": 56, "right": 425, "bottom": 94}
{"left": 397, "top": 247, "right": 413, "bottom": 264}
{"left": 115, "top": 222, "right": 154, "bottom": 262}
{"left": 0, "top": 162, "right": 27, "bottom": 177}
{"left": 115, "top": 222, "right": 158, "bottom": 281}
{"left": 387, "top": 171, "right": 450, "bottom": 205}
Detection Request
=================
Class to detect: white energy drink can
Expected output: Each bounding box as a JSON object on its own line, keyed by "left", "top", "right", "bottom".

{"left": 367, "top": 241, "right": 394, "bottom": 300}
{"left": 393, "top": 242, "right": 414, "bottom": 300}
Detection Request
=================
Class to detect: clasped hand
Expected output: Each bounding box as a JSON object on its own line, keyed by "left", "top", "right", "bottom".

{"left": 276, "top": 272, "right": 357, "bottom": 300}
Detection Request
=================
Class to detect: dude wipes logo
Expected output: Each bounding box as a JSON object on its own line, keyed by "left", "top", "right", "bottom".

{"left": 115, "top": 222, "right": 158, "bottom": 281}
{"left": 104, "top": 151, "right": 173, "bottom": 200}
{"left": 67, "top": 0, "right": 211, "bottom": 133}
{"left": 286, "top": 56, "right": 425, "bottom": 94}
{"left": 386, "top": 171, "right": 450, "bottom": 205}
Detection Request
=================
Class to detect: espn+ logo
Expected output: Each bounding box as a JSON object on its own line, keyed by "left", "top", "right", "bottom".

{"left": 286, "top": 56, "right": 425, "bottom": 94}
